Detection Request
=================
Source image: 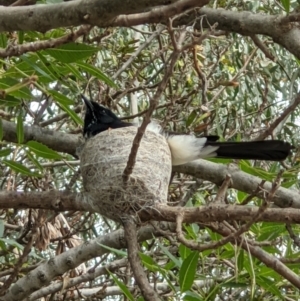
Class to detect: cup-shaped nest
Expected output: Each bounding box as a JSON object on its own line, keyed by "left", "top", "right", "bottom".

{"left": 80, "top": 127, "right": 172, "bottom": 221}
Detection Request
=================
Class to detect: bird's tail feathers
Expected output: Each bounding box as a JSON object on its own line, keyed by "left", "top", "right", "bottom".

{"left": 205, "top": 140, "right": 292, "bottom": 161}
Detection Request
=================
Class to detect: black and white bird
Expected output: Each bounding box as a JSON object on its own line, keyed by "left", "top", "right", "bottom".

{"left": 82, "top": 95, "right": 293, "bottom": 166}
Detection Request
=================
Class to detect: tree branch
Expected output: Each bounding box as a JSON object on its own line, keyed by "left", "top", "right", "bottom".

{"left": 1, "top": 119, "right": 79, "bottom": 157}
{"left": 123, "top": 217, "right": 160, "bottom": 301}
{"left": 173, "top": 160, "right": 300, "bottom": 208}
{"left": 2, "top": 224, "right": 160, "bottom": 301}
{"left": 2, "top": 190, "right": 300, "bottom": 224}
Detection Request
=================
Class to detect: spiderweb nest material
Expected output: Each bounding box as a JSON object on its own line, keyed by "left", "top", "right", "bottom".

{"left": 80, "top": 127, "right": 172, "bottom": 221}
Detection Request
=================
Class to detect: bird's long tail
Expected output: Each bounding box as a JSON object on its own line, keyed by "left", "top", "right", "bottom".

{"left": 205, "top": 140, "right": 292, "bottom": 161}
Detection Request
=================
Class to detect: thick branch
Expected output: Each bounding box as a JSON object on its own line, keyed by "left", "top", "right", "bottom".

{"left": 0, "top": 0, "right": 179, "bottom": 32}
{"left": 1, "top": 1, "right": 300, "bottom": 60}
{"left": 1, "top": 119, "right": 79, "bottom": 157}
{"left": 175, "top": 8, "right": 300, "bottom": 59}
{"left": 1, "top": 121, "right": 297, "bottom": 209}
{"left": 173, "top": 160, "right": 300, "bottom": 208}
{"left": 1, "top": 191, "right": 300, "bottom": 224}
{"left": 2, "top": 224, "right": 160, "bottom": 301}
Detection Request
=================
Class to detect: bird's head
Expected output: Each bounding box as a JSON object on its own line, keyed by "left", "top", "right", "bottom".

{"left": 82, "top": 94, "right": 129, "bottom": 138}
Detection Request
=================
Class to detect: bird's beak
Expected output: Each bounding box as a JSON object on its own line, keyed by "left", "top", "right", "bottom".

{"left": 81, "top": 94, "right": 94, "bottom": 111}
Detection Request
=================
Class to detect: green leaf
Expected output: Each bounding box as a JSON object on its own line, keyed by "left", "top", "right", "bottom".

{"left": 18, "top": 31, "right": 24, "bottom": 44}
{"left": 3, "top": 160, "right": 40, "bottom": 177}
{"left": 26, "top": 150, "right": 43, "bottom": 171}
{"left": 183, "top": 291, "right": 204, "bottom": 301}
{"left": 0, "top": 78, "right": 32, "bottom": 99}
{"left": 0, "top": 220, "right": 4, "bottom": 238}
{"left": 76, "top": 62, "right": 117, "bottom": 88}
{"left": 239, "top": 160, "right": 274, "bottom": 181}
{"left": 35, "top": 52, "right": 58, "bottom": 80}
{"left": 237, "top": 249, "right": 244, "bottom": 271}
{"left": 43, "top": 43, "right": 99, "bottom": 63}
{"left": 57, "top": 102, "right": 83, "bottom": 125}
{"left": 0, "top": 33, "right": 7, "bottom": 48}
{"left": 221, "top": 282, "right": 248, "bottom": 288}
{"left": 107, "top": 270, "right": 134, "bottom": 301}
{"left": 65, "top": 64, "right": 85, "bottom": 81}
{"left": 186, "top": 110, "right": 197, "bottom": 127}
{"left": 157, "top": 241, "right": 181, "bottom": 268}
{"left": 0, "top": 95, "right": 22, "bottom": 107}
{"left": 280, "top": 0, "right": 290, "bottom": 12}
{"left": 179, "top": 251, "right": 199, "bottom": 292}
{"left": 1, "top": 238, "right": 24, "bottom": 250}
{"left": 257, "top": 222, "right": 285, "bottom": 241}
{"left": 97, "top": 243, "right": 127, "bottom": 257}
{"left": 0, "top": 119, "right": 3, "bottom": 140}
{"left": 49, "top": 90, "right": 82, "bottom": 125}
{"left": 257, "top": 276, "right": 282, "bottom": 297}
{"left": 26, "top": 141, "right": 62, "bottom": 159}
{"left": 0, "top": 148, "right": 12, "bottom": 157}
{"left": 139, "top": 252, "right": 159, "bottom": 272}
{"left": 20, "top": 54, "right": 53, "bottom": 80}
{"left": 49, "top": 90, "right": 74, "bottom": 106}
{"left": 17, "top": 112, "right": 24, "bottom": 144}
{"left": 179, "top": 244, "right": 191, "bottom": 260}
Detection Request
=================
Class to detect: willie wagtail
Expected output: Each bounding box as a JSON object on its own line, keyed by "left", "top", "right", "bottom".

{"left": 82, "top": 95, "right": 293, "bottom": 166}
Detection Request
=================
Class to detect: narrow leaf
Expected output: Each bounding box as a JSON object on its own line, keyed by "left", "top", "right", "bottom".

{"left": 0, "top": 33, "right": 7, "bottom": 48}
{"left": 43, "top": 43, "right": 99, "bottom": 63}
{"left": 157, "top": 241, "right": 181, "bottom": 268}
{"left": 26, "top": 150, "right": 43, "bottom": 171}
{"left": 49, "top": 90, "right": 74, "bottom": 106}
{"left": 107, "top": 270, "right": 134, "bottom": 301}
{"left": 17, "top": 112, "right": 24, "bottom": 144}
{"left": 3, "top": 160, "right": 40, "bottom": 177}
{"left": 1, "top": 238, "right": 24, "bottom": 250}
{"left": 0, "top": 220, "right": 4, "bottom": 238}
{"left": 26, "top": 141, "right": 62, "bottom": 159}
{"left": 0, "top": 119, "right": 3, "bottom": 140}
{"left": 179, "top": 251, "right": 199, "bottom": 292}
{"left": 76, "top": 62, "right": 117, "bottom": 88}
{"left": 0, "top": 149, "right": 12, "bottom": 157}
{"left": 139, "top": 252, "right": 159, "bottom": 272}
{"left": 186, "top": 110, "right": 197, "bottom": 127}
{"left": 49, "top": 89, "right": 82, "bottom": 125}
{"left": 57, "top": 102, "right": 83, "bottom": 125}
{"left": 20, "top": 54, "right": 52, "bottom": 79}
{"left": 179, "top": 244, "right": 191, "bottom": 260}
{"left": 97, "top": 243, "right": 127, "bottom": 257}
{"left": 280, "top": 0, "right": 290, "bottom": 12}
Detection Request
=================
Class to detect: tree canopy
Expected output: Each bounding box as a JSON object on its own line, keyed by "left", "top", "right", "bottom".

{"left": 0, "top": 0, "right": 300, "bottom": 300}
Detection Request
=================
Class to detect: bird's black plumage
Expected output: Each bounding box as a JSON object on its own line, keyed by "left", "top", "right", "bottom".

{"left": 82, "top": 94, "right": 132, "bottom": 138}
{"left": 82, "top": 94, "right": 293, "bottom": 164}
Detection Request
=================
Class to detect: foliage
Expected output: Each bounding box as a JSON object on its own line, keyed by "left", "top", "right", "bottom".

{"left": 0, "top": 0, "right": 300, "bottom": 300}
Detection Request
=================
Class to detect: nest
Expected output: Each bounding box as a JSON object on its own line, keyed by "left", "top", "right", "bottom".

{"left": 80, "top": 127, "right": 172, "bottom": 221}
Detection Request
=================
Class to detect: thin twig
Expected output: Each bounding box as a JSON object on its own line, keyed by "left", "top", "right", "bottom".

{"left": 0, "top": 224, "right": 37, "bottom": 294}
{"left": 0, "top": 25, "right": 92, "bottom": 58}
{"left": 254, "top": 92, "right": 300, "bottom": 140}
{"left": 113, "top": 26, "right": 164, "bottom": 79}
{"left": 122, "top": 26, "right": 184, "bottom": 182}
{"left": 175, "top": 171, "right": 283, "bottom": 251}
{"left": 250, "top": 35, "right": 276, "bottom": 61}
{"left": 240, "top": 180, "right": 266, "bottom": 205}
{"left": 213, "top": 174, "right": 232, "bottom": 203}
